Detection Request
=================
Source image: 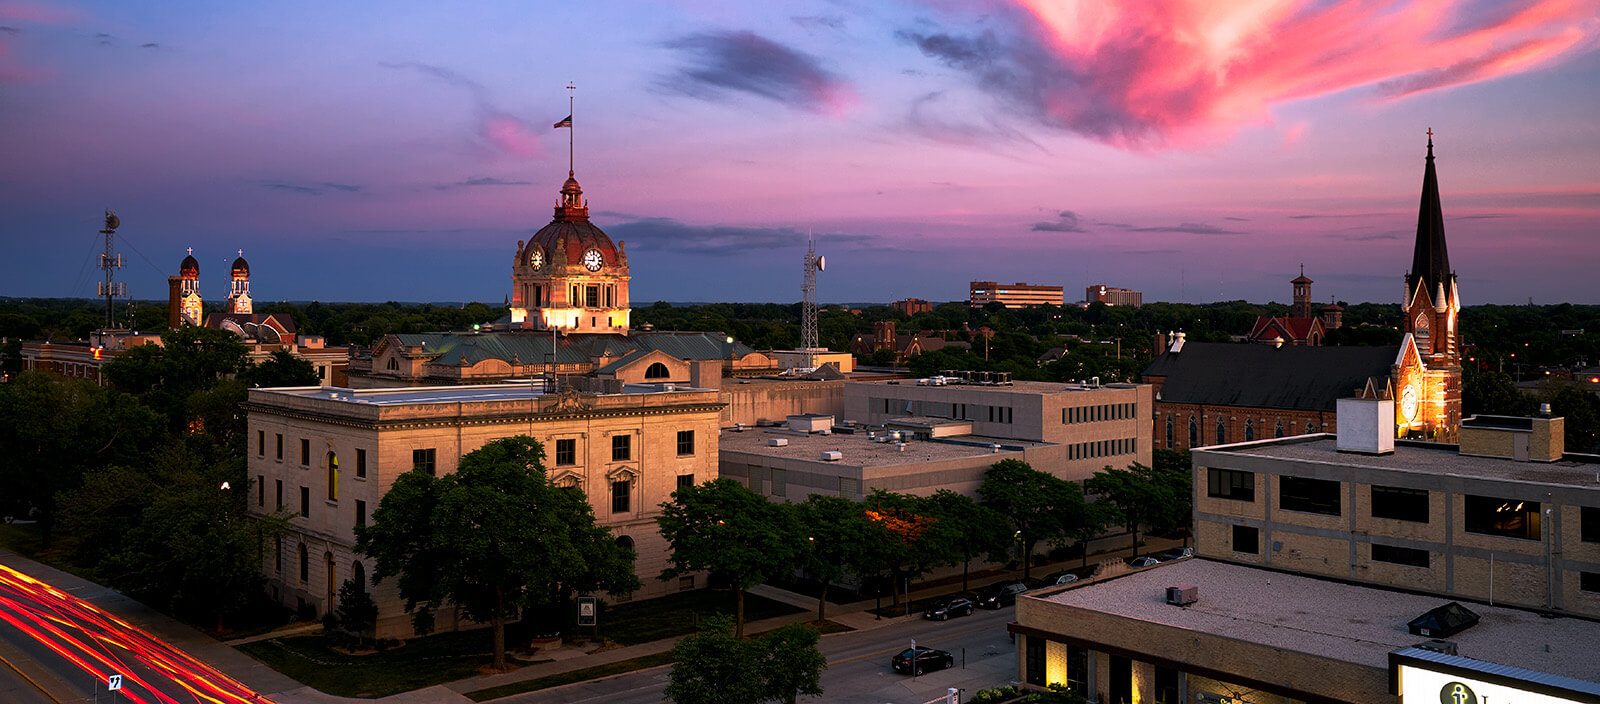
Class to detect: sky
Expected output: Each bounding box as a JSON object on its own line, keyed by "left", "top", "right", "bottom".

{"left": 2, "top": 0, "right": 1598, "bottom": 307}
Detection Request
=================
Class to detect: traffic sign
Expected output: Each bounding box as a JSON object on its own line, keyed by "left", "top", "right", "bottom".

{"left": 577, "top": 596, "right": 597, "bottom": 626}
{"left": 107, "top": 674, "right": 123, "bottom": 691}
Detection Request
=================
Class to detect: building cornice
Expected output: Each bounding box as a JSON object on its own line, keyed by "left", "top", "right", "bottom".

{"left": 242, "top": 400, "right": 727, "bottom": 431}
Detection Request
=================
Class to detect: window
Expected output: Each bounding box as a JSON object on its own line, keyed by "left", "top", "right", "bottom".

{"left": 1372, "top": 543, "right": 1429, "bottom": 567}
{"left": 298, "top": 544, "right": 308, "bottom": 582}
{"left": 300, "top": 438, "right": 310, "bottom": 466}
{"left": 1372, "top": 486, "right": 1429, "bottom": 523}
{"left": 1066, "top": 644, "right": 1089, "bottom": 696}
{"left": 679, "top": 575, "right": 695, "bottom": 592}
{"left": 1155, "top": 666, "right": 1180, "bottom": 704}
{"left": 556, "top": 439, "right": 576, "bottom": 465}
{"left": 355, "top": 499, "right": 366, "bottom": 528}
{"left": 412, "top": 448, "right": 436, "bottom": 476}
{"left": 1463, "top": 495, "right": 1540, "bottom": 540}
{"left": 677, "top": 430, "right": 695, "bottom": 456}
{"left": 1024, "top": 636, "right": 1046, "bottom": 686}
{"left": 1274, "top": 420, "right": 1285, "bottom": 438}
{"left": 275, "top": 479, "right": 283, "bottom": 510}
{"left": 612, "top": 434, "right": 631, "bottom": 462}
{"left": 1188, "top": 417, "right": 1198, "bottom": 448}
{"left": 300, "top": 487, "right": 310, "bottom": 517}
{"left": 274, "top": 538, "right": 281, "bottom": 574}
{"left": 276, "top": 433, "right": 283, "bottom": 460}
{"left": 1582, "top": 572, "right": 1600, "bottom": 593}
{"left": 258, "top": 430, "right": 265, "bottom": 456}
{"left": 1583, "top": 506, "right": 1600, "bottom": 543}
{"left": 257, "top": 476, "right": 264, "bottom": 507}
{"left": 1233, "top": 524, "right": 1259, "bottom": 554}
{"left": 645, "top": 362, "right": 671, "bottom": 379}
{"left": 355, "top": 449, "right": 366, "bottom": 479}
{"left": 327, "top": 452, "right": 339, "bottom": 502}
{"left": 612, "top": 479, "right": 631, "bottom": 513}
{"left": 1279, "top": 476, "right": 1341, "bottom": 515}
{"left": 1165, "top": 418, "right": 1173, "bottom": 448}
{"left": 1207, "top": 468, "right": 1255, "bottom": 501}
{"left": 677, "top": 474, "right": 695, "bottom": 490}
{"left": 585, "top": 285, "right": 599, "bottom": 307}
{"left": 1215, "top": 418, "right": 1226, "bottom": 445}
{"left": 386, "top": 356, "right": 399, "bottom": 371}
{"left": 1109, "top": 656, "right": 1132, "bottom": 704}
{"left": 1244, "top": 419, "right": 1255, "bottom": 442}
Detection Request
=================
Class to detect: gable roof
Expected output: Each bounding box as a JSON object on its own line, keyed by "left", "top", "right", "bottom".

{"left": 1143, "top": 341, "right": 1399, "bottom": 411}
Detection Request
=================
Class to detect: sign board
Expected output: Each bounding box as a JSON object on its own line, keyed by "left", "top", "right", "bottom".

{"left": 1195, "top": 693, "right": 1238, "bottom": 704}
{"left": 107, "top": 674, "right": 123, "bottom": 691}
{"left": 577, "top": 596, "right": 597, "bottom": 627}
{"left": 1398, "top": 665, "right": 1584, "bottom": 704}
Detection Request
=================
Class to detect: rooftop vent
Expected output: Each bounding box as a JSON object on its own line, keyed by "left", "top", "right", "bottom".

{"left": 1412, "top": 639, "right": 1458, "bottom": 656}
{"left": 1407, "top": 602, "right": 1479, "bottom": 639}
{"left": 820, "top": 450, "right": 843, "bottom": 462}
{"left": 768, "top": 438, "right": 789, "bottom": 447}
{"left": 1165, "top": 585, "right": 1198, "bottom": 606}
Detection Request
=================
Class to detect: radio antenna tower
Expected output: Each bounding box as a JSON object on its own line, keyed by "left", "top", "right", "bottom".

{"left": 97, "top": 210, "right": 126, "bottom": 329}
{"left": 800, "top": 235, "right": 826, "bottom": 351}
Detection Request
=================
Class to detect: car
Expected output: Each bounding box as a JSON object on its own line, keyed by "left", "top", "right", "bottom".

{"left": 1128, "top": 556, "right": 1162, "bottom": 568}
{"left": 1157, "top": 547, "right": 1195, "bottom": 561}
{"left": 923, "top": 596, "right": 975, "bottom": 621}
{"left": 892, "top": 647, "right": 955, "bottom": 675}
{"left": 1039, "top": 570, "right": 1080, "bottom": 586}
{"left": 973, "top": 579, "right": 1032, "bottom": 609}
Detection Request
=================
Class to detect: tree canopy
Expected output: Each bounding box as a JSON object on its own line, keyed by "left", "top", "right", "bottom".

{"left": 657, "top": 479, "right": 801, "bottom": 638}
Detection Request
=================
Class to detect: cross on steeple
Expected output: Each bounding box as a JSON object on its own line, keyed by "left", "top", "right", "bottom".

{"left": 187, "top": 247, "right": 193, "bottom": 255}
{"left": 238, "top": 249, "right": 244, "bottom": 257}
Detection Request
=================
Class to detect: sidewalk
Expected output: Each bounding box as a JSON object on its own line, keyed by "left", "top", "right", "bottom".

{"left": 0, "top": 532, "right": 1189, "bottom": 704}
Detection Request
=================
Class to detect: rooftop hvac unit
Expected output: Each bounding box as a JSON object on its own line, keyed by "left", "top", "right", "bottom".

{"left": 895, "top": 443, "right": 908, "bottom": 452}
{"left": 768, "top": 438, "right": 789, "bottom": 447}
{"left": 1165, "top": 585, "right": 1198, "bottom": 606}
{"left": 990, "top": 444, "right": 1002, "bottom": 453}
{"left": 1413, "top": 639, "right": 1458, "bottom": 656}
{"left": 820, "top": 451, "right": 843, "bottom": 461}
{"left": 734, "top": 423, "right": 747, "bottom": 432}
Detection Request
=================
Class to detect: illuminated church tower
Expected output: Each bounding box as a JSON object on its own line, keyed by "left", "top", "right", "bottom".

{"left": 227, "top": 250, "right": 253, "bottom": 314}
{"left": 168, "top": 249, "right": 204, "bottom": 327}
{"left": 1398, "top": 131, "right": 1462, "bottom": 441}
{"left": 508, "top": 171, "right": 631, "bottom": 334}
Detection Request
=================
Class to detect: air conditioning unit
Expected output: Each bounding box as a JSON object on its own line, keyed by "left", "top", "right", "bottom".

{"left": 768, "top": 438, "right": 788, "bottom": 447}
{"left": 1165, "top": 585, "right": 1198, "bottom": 606}
{"left": 820, "top": 451, "right": 843, "bottom": 461}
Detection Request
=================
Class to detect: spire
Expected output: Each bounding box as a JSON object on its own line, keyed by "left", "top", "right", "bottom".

{"left": 1409, "top": 128, "right": 1451, "bottom": 298}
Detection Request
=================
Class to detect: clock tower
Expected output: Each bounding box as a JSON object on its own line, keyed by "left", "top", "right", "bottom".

{"left": 509, "top": 171, "right": 631, "bottom": 334}
{"left": 1397, "top": 131, "right": 1462, "bottom": 441}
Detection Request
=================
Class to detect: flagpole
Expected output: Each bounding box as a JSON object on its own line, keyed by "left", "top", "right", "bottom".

{"left": 567, "top": 82, "right": 575, "bottom": 175}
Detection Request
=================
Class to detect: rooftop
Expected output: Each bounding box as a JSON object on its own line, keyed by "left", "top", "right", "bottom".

{"left": 1033, "top": 558, "right": 1599, "bottom": 679}
{"left": 255, "top": 382, "right": 712, "bottom": 407}
{"left": 852, "top": 378, "right": 1143, "bottom": 395}
{"left": 1198, "top": 435, "right": 1600, "bottom": 489}
{"left": 719, "top": 427, "right": 1047, "bottom": 468}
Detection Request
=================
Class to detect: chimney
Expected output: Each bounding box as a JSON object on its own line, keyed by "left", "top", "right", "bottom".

{"left": 167, "top": 276, "right": 182, "bottom": 329}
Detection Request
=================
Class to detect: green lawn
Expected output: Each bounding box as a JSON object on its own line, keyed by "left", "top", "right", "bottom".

{"left": 0, "top": 523, "right": 93, "bottom": 578}
{"left": 236, "top": 628, "right": 539, "bottom": 698}
{"left": 595, "top": 589, "right": 804, "bottom": 645}
{"left": 463, "top": 651, "right": 676, "bottom": 702}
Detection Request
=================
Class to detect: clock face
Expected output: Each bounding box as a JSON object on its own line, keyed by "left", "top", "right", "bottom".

{"left": 1400, "top": 384, "right": 1419, "bottom": 421}
{"left": 582, "top": 248, "right": 604, "bottom": 271}
{"left": 528, "top": 248, "right": 543, "bottom": 269}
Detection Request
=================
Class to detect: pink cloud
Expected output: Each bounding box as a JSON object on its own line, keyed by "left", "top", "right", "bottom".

{"left": 909, "top": 0, "right": 1599, "bottom": 148}
{"left": 0, "top": 0, "right": 80, "bottom": 83}
{"left": 481, "top": 113, "right": 541, "bottom": 159}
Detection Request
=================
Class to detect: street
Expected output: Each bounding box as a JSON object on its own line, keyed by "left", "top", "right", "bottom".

{"left": 0, "top": 563, "right": 262, "bottom": 704}
{"left": 498, "top": 605, "right": 1018, "bottom": 704}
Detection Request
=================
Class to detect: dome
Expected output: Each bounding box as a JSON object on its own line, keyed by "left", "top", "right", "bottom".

{"left": 180, "top": 253, "right": 199, "bottom": 277}
{"left": 517, "top": 173, "right": 624, "bottom": 271}
{"left": 231, "top": 256, "right": 250, "bottom": 277}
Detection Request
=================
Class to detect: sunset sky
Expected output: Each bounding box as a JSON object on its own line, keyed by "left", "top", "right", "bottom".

{"left": 3, "top": 0, "right": 1598, "bottom": 307}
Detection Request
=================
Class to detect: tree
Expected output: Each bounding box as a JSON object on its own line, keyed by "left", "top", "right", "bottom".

{"left": 977, "top": 459, "right": 1079, "bottom": 578}
{"left": 793, "top": 494, "right": 878, "bottom": 621}
{"left": 243, "top": 349, "right": 319, "bottom": 388}
{"left": 862, "top": 490, "right": 957, "bottom": 608}
{"left": 657, "top": 479, "right": 800, "bottom": 638}
{"left": 924, "top": 490, "right": 1008, "bottom": 591}
{"left": 335, "top": 576, "right": 379, "bottom": 647}
{"left": 357, "top": 436, "right": 638, "bottom": 670}
{"left": 759, "top": 622, "right": 826, "bottom": 704}
{"left": 664, "top": 617, "right": 827, "bottom": 704}
{"left": 1085, "top": 463, "right": 1188, "bottom": 557}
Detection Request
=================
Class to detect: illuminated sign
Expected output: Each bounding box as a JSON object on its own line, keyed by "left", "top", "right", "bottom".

{"left": 1399, "top": 665, "right": 1585, "bottom": 704}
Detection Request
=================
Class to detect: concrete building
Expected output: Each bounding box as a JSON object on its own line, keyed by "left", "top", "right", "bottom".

{"left": 845, "top": 374, "right": 1152, "bottom": 481}
{"left": 1085, "top": 285, "right": 1143, "bottom": 308}
{"left": 243, "top": 381, "right": 723, "bottom": 638}
{"left": 970, "top": 281, "right": 1065, "bottom": 309}
{"left": 891, "top": 298, "right": 934, "bottom": 316}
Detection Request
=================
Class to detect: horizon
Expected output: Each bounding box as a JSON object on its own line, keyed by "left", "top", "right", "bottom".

{"left": 3, "top": 2, "right": 1598, "bottom": 306}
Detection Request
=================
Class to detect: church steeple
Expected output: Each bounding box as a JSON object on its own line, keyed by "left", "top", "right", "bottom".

{"left": 1408, "top": 129, "right": 1452, "bottom": 302}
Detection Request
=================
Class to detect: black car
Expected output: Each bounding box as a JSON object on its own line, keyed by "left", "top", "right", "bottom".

{"left": 974, "top": 579, "right": 1032, "bottom": 609}
{"left": 923, "top": 596, "right": 975, "bottom": 620}
{"left": 891, "top": 647, "right": 954, "bottom": 675}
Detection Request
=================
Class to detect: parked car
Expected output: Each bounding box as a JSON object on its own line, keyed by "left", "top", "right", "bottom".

{"left": 1157, "top": 547, "right": 1195, "bottom": 561}
{"left": 923, "top": 596, "right": 975, "bottom": 621}
{"left": 892, "top": 647, "right": 955, "bottom": 675}
{"left": 1039, "top": 570, "right": 1080, "bottom": 586}
{"left": 1128, "top": 556, "right": 1162, "bottom": 568}
{"left": 974, "top": 579, "right": 1033, "bottom": 609}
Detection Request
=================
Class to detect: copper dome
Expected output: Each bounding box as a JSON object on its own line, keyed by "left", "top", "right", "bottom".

{"left": 231, "top": 256, "right": 250, "bottom": 276}
{"left": 180, "top": 253, "right": 200, "bottom": 277}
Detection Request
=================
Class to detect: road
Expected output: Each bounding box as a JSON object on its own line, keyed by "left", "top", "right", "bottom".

{"left": 500, "top": 605, "right": 1018, "bottom": 704}
{"left": 0, "top": 563, "right": 263, "bottom": 704}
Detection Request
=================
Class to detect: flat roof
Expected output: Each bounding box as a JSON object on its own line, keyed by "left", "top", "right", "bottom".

{"left": 257, "top": 382, "right": 711, "bottom": 407}
{"left": 719, "top": 428, "right": 1047, "bottom": 467}
{"left": 1033, "top": 559, "right": 1599, "bottom": 680}
{"left": 1200, "top": 436, "right": 1600, "bottom": 489}
{"left": 851, "top": 379, "right": 1145, "bottom": 395}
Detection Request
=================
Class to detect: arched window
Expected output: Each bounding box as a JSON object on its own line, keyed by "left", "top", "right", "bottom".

{"left": 1188, "top": 417, "right": 1198, "bottom": 449}
{"left": 645, "top": 362, "right": 671, "bottom": 379}
{"left": 1215, "top": 418, "right": 1226, "bottom": 446}
{"left": 327, "top": 452, "right": 339, "bottom": 502}
{"left": 298, "top": 544, "right": 308, "bottom": 582}
{"left": 1244, "top": 419, "right": 1255, "bottom": 442}
{"left": 386, "top": 357, "right": 399, "bottom": 371}
{"left": 352, "top": 560, "right": 367, "bottom": 591}
{"left": 1164, "top": 417, "right": 1174, "bottom": 448}
{"left": 1275, "top": 420, "right": 1285, "bottom": 438}
{"left": 615, "top": 535, "right": 635, "bottom": 554}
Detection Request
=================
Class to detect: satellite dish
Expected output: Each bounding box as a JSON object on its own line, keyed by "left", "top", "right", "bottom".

{"left": 105, "top": 212, "right": 120, "bottom": 231}
{"left": 815, "top": 255, "right": 826, "bottom": 272}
